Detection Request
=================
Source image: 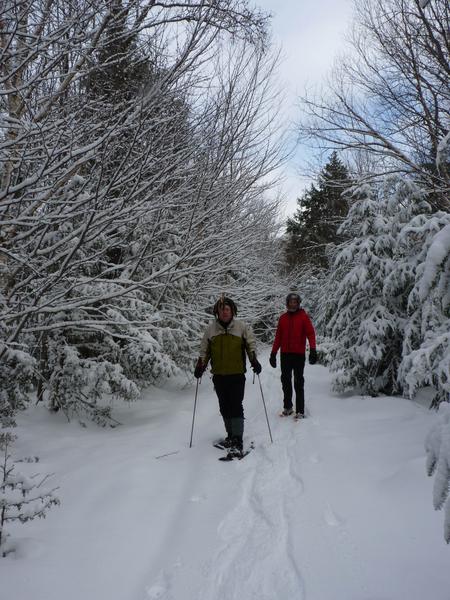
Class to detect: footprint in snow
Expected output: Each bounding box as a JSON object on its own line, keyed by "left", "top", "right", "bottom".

{"left": 145, "top": 584, "right": 167, "bottom": 599}
{"left": 309, "top": 453, "right": 322, "bottom": 464}
{"left": 145, "top": 569, "right": 176, "bottom": 599}
{"left": 323, "top": 504, "right": 345, "bottom": 527}
{"left": 189, "top": 494, "right": 207, "bottom": 503}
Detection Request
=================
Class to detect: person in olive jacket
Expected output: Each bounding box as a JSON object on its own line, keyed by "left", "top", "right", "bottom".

{"left": 194, "top": 296, "right": 261, "bottom": 457}
{"left": 270, "top": 293, "right": 317, "bottom": 419}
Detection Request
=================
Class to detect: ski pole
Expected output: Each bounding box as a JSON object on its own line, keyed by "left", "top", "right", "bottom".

{"left": 189, "top": 378, "right": 200, "bottom": 448}
{"left": 257, "top": 374, "right": 273, "bottom": 444}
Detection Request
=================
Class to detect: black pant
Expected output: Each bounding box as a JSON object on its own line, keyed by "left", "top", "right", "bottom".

{"left": 212, "top": 374, "right": 245, "bottom": 419}
{"left": 280, "top": 353, "right": 305, "bottom": 414}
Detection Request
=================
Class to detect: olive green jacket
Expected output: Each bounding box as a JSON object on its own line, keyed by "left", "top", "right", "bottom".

{"left": 199, "top": 318, "right": 257, "bottom": 375}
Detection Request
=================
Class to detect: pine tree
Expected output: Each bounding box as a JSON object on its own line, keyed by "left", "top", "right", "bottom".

{"left": 285, "top": 152, "right": 351, "bottom": 270}
{"left": 85, "top": 1, "right": 149, "bottom": 103}
{"left": 318, "top": 173, "right": 449, "bottom": 400}
{"left": 425, "top": 402, "right": 450, "bottom": 543}
{"left": 0, "top": 346, "right": 35, "bottom": 428}
{"left": 397, "top": 214, "right": 450, "bottom": 406}
{"left": 320, "top": 176, "right": 431, "bottom": 396}
{"left": 0, "top": 433, "right": 59, "bottom": 557}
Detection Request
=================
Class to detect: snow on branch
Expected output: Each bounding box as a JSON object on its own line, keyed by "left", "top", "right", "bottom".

{"left": 418, "top": 224, "right": 450, "bottom": 302}
{"left": 1, "top": 0, "right": 286, "bottom": 422}
{"left": 0, "top": 433, "right": 60, "bottom": 557}
{"left": 425, "top": 403, "right": 450, "bottom": 543}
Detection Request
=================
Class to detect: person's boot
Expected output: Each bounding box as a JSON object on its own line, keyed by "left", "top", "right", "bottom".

{"left": 215, "top": 418, "right": 232, "bottom": 447}
{"left": 226, "top": 436, "right": 243, "bottom": 458}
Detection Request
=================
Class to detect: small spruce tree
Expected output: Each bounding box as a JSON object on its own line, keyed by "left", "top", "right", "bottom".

{"left": 0, "top": 433, "right": 60, "bottom": 557}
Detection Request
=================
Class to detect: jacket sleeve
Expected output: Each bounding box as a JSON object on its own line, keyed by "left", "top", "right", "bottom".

{"left": 304, "top": 312, "right": 316, "bottom": 350}
{"left": 271, "top": 317, "right": 282, "bottom": 354}
{"left": 244, "top": 323, "right": 257, "bottom": 357}
{"left": 199, "top": 325, "right": 211, "bottom": 365}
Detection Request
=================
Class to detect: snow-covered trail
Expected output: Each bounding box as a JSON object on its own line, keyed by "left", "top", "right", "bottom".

{"left": 3, "top": 355, "right": 450, "bottom": 600}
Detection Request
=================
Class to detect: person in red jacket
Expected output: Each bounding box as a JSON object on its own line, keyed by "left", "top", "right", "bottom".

{"left": 270, "top": 293, "right": 317, "bottom": 418}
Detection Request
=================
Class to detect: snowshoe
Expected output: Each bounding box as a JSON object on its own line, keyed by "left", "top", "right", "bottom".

{"left": 279, "top": 408, "right": 294, "bottom": 417}
{"left": 213, "top": 437, "right": 233, "bottom": 450}
{"left": 219, "top": 441, "right": 254, "bottom": 462}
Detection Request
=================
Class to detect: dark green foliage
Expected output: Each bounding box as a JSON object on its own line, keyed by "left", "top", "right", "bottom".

{"left": 86, "top": 2, "right": 150, "bottom": 102}
{"left": 285, "top": 152, "right": 351, "bottom": 270}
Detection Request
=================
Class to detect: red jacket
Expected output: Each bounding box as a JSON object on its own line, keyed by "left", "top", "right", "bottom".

{"left": 271, "top": 309, "right": 316, "bottom": 355}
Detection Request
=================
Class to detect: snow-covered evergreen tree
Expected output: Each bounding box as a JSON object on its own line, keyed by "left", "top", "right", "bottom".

{"left": 425, "top": 402, "right": 450, "bottom": 543}
{"left": 0, "top": 432, "right": 59, "bottom": 557}
{"left": 323, "top": 181, "right": 398, "bottom": 395}
{"left": 321, "top": 176, "right": 431, "bottom": 395}
{"left": 398, "top": 216, "right": 450, "bottom": 405}
{"left": 319, "top": 173, "right": 449, "bottom": 402}
{"left": 0, "top": 345, "right": 35, "bottom": 428}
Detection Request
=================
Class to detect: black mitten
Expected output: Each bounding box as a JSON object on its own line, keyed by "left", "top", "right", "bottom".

{"left": 250, "top": 354, "right": 262, "bottom": 374}
{"left": 309, "top": 348, "right": 317, "bottom": 365}
{"left": 194, "top": 358, "right": 205, "bottom": 379}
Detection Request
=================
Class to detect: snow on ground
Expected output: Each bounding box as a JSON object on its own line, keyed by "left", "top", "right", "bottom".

{"left": 2, "top": 349, "right": 450, "bottom": 600}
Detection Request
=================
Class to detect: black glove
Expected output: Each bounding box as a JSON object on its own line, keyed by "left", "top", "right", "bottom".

{"left": 194, "top": 358, "right": 205, "bottom": 379}
{"left": 309, "top": 348, "right": 317, "bottom": 365}
{"left": 250, "top": 354, "right": 262, "bottom": 375}
{"left": 269, "top": 353, "right": 277, "bottom": 368}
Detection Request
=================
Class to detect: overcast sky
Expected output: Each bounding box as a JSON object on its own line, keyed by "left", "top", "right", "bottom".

{"left": 255, "top": 0, "right": 354, "bottom": 216}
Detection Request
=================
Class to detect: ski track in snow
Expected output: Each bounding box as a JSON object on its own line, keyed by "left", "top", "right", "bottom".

{"left": 198, "top": 438, "right": 306, "bottom": 600}
{"left": 194, "top": 370, "right": 371, "bottom": 600}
